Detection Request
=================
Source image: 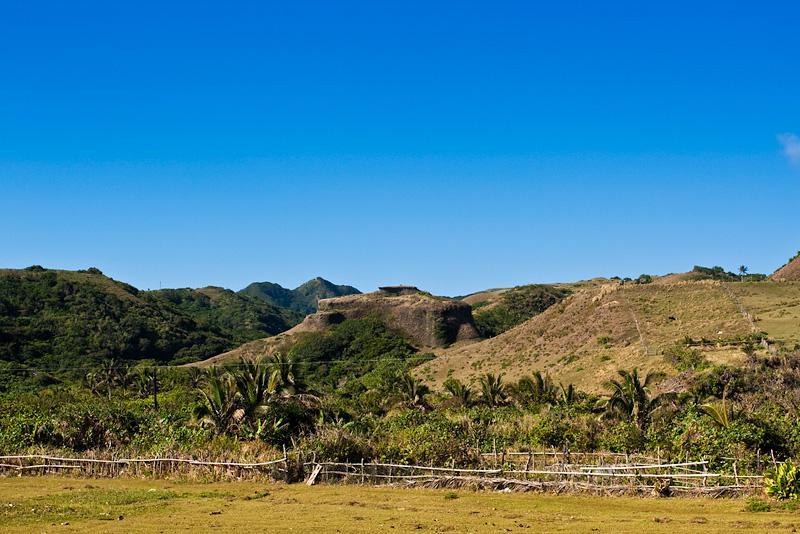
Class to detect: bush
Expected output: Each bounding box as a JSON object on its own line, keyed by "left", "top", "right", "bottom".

{"left": 744, "top": 498, "right": 772, "bottom": 512}
{"left": 765, "top": 460, "right": 800, "bottom": 501}
{"left": 664, "top": 344, "right": 708, "bottom": 372}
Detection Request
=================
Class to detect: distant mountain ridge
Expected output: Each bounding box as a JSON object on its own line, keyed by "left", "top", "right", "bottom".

{"left": 239, "top": 277, "right": 360, "bottom": 315}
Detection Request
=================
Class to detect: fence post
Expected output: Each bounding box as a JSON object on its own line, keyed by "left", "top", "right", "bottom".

{"left": 282, "top": 446, "right": 288, "bottom": 482}
{"left": 525, "top": 452, "right": 532, "bottom": 480}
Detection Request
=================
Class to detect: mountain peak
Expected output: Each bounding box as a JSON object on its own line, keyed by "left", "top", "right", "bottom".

{"left": 239, "top": 277, "right": 360, "bottom": 315}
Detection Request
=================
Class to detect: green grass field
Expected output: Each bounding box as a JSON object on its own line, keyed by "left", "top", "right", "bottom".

{"left": 1, "top": 477, "right": 798, "bottom": 533}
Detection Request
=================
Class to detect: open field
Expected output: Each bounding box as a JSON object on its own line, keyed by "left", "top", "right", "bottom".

{"left": 0, "top": 477, "right": 798, "bottom": 533}
{"left": 730, "top": 281, "right": 800, "bottom": 346}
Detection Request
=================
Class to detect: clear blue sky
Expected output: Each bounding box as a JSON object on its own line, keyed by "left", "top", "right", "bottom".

{"left": 2, "top": 1, "right": 799, "bottom": 296}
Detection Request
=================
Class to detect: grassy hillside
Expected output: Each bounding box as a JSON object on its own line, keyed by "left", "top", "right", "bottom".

{"left": 239, "top": 277, "right": 360, "bottom": 315}
{"left": 418, "top": 279, "right": 800, "bottom": 392}
{"left": 145, "top": 286, "right": 302, "bottom": 342}
{"left": 0, "top": 267, "right": 297, "bottom": 370}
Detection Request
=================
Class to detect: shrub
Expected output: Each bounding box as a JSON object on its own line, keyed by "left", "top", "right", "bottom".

{"left": 664, "top": 344, "right": 708, "bottom": 372}
{"left": 744, "top": 498, "right": 772, "bottom": 512}
{"left": 765, "top": 460, "right": 800, "bottom": 501}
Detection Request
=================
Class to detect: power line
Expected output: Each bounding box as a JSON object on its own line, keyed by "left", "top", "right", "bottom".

{"left": 0, "top": 355, "right": 436, "bottom": 373}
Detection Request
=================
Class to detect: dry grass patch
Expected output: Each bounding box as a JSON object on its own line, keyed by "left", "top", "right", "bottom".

{"left": 1, "top": 477, "right": 799, "bottom": 533}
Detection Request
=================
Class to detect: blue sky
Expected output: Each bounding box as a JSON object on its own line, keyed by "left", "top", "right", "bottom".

{"left": 1, "top": 1, "right": 799, "bottom": 295}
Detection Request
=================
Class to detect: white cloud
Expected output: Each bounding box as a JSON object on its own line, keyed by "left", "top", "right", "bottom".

{"left": 778, "top": 133, "right": 800, "bottom": 166}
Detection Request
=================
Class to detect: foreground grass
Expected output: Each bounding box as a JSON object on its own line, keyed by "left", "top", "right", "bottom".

{"left": 0, "top": 476, "right": 798, "bottom": 533}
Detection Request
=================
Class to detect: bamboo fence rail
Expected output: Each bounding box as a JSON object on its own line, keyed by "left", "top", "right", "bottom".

{"left": 301, "top": 456, "right": 764, "bottom": 496}
{"left": 0, "top": 454, "right": 288, "bottom": 481}
{"left": 0, "top": 452, "right": 766, "bottom": 496}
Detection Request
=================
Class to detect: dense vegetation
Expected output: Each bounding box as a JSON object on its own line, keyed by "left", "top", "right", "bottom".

{"left": 5, "top": 312, "right": 800, "bottom": 477}
{"left": 4, "top": 265, "right": 800, "bottom": 486}
{"left": 689, "top": 265, "right": 767, "bottom": 282}
{"left": 0, "top": 268, "right": 297, "bottom": 370}
{"left": 146, "top": 286, "right": 300, "bottom": 342}
{"left": 239, "top": 277, "right": 360, "bottom": 315}
{"left": 472, "top": 285, "right": 569, "bottom": 338}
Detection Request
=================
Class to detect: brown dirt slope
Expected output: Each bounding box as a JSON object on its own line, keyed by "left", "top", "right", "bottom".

{"left": 417, "top": 280, "right": 765, "bottom": 393}
{"left": 772, "top": 254, "right": 800, "bottom": 281}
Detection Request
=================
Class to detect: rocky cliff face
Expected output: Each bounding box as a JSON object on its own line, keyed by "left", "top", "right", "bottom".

{"left": 298, "top": 288, "right": 480, "bottom": 348}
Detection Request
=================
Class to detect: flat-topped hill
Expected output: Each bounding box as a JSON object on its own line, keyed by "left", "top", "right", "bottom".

{"left": 191, "top": 286, "right": 480, "bottom": 367}
{"left": 306, "top": 288, "right": 480, "bottom": 348}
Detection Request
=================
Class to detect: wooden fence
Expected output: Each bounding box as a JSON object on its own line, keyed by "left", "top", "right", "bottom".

{"left": 302, "top": 456, "right": 763, "bottom": 497}
{"left": 0, "top": 454, "right": 289, "bottom": 481}
{"left": 0, "top": 452, "right": 765, "bottom": 497}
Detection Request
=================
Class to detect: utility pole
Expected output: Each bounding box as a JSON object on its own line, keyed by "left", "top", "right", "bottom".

{"left": 151, "top": 368, "right": 159, "bottom": 411}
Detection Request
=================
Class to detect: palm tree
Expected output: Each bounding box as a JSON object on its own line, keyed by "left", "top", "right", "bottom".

{"left": 443, "top": 378, "right": 474, "bottom": 408}
{"left": 128, "top": 366, "right": 160, "bottom": 409}
{"left": 186, "top": 367, "right": 206, "bottom": 389}
{"left": 193, "top": 368, "right": 241, "bottom": 434}
{"left": 397, "top": 374, "right": 430, "bottom": 410}
{"left": 268, "top": 352, "right": 306, "bottom": 396}
{"left": 479, "top": 373, "right": 507, "bottom": 407}
{"left": 700, "top": 388, "right": 740, "bottom": 429}
{"left": 86, "top": 359, "right": 127, "bottom": 399}
{"left": 739, "top": 265, "right": 749, "bottom": 281}
{"left": 234, "top": 357, "right": 273, "bottom": 420}
{"left": 598, "top": 368, "right": 666, "bottom": 430}
{"left": 558, "top": 383, "right": 577, "bottom": 406}
{"left": 512, "top": 372, "right": 556, "bottom": 406}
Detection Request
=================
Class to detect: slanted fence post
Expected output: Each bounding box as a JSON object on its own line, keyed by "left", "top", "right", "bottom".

{"left": 525, "top": 452, "right": 532, "bottom": 480}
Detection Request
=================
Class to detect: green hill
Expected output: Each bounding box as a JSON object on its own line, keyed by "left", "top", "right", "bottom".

{"left": 145, "top": 286, "right": 301, "bottom": 342}
{"left": 0, "top": 267, "right": 298, "bottom": 370}
{"left": 467, "top": 284, "right": 571, "bottom": 338}
{"left": 239, "top": 277, "right": 360, "bottom": 315}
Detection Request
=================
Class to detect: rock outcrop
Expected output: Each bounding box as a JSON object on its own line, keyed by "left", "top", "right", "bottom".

{"left": 297, "top": 287, "right": 480, "bottom": 348}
